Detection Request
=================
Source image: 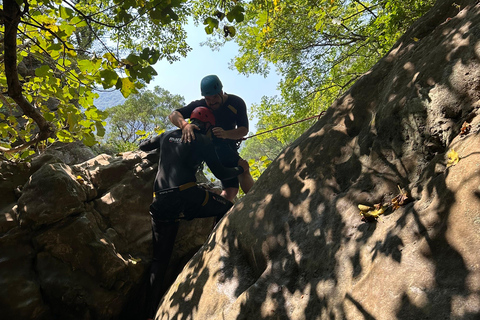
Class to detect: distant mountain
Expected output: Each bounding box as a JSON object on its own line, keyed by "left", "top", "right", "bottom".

{"left": 93, "top": 90, "right": 126, "bottom": 110}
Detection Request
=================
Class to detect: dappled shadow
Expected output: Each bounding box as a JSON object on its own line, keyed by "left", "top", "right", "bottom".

{"left": 156, "top": 234, "right": 217, "bottom": 320}
{"left": 156, "top": 1, "right": 480, "bottom": 319}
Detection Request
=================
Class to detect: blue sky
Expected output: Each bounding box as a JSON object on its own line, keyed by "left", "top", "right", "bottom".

{"left": 147, "top": 20, "right": 281, "bottom": 130}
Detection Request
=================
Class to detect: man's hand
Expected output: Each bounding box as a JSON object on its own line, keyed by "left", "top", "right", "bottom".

{"left": 212, "top": 127, "right": 228, "bottom": 139}
{"left": 238, "top": 158, "right": 250, "bottom": 172}
{"left": 181, "top": 123, "right": 199, "bottom": 143}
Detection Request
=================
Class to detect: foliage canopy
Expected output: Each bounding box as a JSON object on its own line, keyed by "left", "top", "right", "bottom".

{"left": 228, "top": 0, "right": 436, "bottom": 148}
{"left": 1, "top": 0, "right": 438, "bottom": 167}
{"left": 102, "top": 86, "right": 183, "bottom": 153}
{"left": 0, "top": 0, "right": 245, "bottom": 161}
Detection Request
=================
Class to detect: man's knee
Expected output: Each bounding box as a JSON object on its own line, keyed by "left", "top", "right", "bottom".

{"left": 221, "top": 187, "right": 239, "bottom": 202}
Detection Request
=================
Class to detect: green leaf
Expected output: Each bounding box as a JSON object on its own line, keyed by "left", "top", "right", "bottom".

{"left": 85, "top": 107, "right": 101, "bottom": 120}
{"left": 57, "top": 129, "right": 74, "bottom": 142}
{"left": 95, "top": 121, "right": 106, "bottom": 137}
{"left": 224, "top": 26, "right": 236, "bottom": 37}
{"left": 79, "top": 119, "right": 94, "bottom": 128}
{"left": 100, "top": 69, "right": 119, "bottom": 88}
{"left": 103, "top": 52, "right": 117, "bottom": 63}
{"left": 20, "top": 149, "right": 35, "bottom": 159}
{"left": 116, "top": 77, "right": 136, "bottom": 97}
{"left": 47, "top": 43, "right": 62, "bottom": 51}
{"left": 78, "top": 59, "right": 94, "bottom": 73}
{"left": 59, "top": 6, "right": 74, "bottom": 19}
{"left": 82, "top": 132, "right": 96, "bottom": 146}
{"left": 35, "top": 65, "right": 51, "bottom": 77}
{"left": 204, "top": 17, "right": 219, "bottom": 32}
{"left": 226, "top": 5, "right": 245, "bottom": 23}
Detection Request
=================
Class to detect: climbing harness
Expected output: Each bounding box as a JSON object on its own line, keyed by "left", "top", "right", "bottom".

{"left": 239, "top": 111, "right": 326, "bottom": 141}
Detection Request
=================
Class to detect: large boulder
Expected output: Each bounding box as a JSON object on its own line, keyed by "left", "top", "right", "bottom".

{"left": 155, "top": 1, "right": 480, "bottom": 319}
{"left": 0, "top": 149, "right": 218, "bottom": 319}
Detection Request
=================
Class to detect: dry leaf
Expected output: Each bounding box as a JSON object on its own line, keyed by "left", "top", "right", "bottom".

{"left": 447, "top": 149, "right": 459, "bottom": 167}
{"left": 460, "top": 121, "right": 471, "bottom": 136}
{"left": 391, "top": 185, "right": 410, "bottom": 211}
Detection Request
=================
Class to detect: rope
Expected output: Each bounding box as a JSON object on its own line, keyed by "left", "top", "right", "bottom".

{"left": 240, "top": 110, "right": 326, "bottom": 141}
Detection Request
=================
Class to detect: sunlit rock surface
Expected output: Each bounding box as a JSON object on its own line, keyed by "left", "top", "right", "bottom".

{"left": 155, "top": 1, "right": 480, "bottom": 319}
{"left": 1, "top": 0, "right": 480, "bottom": 319}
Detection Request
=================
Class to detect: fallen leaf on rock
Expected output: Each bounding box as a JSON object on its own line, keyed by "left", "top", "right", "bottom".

{"left": 391, "top": 185, "right": 410, "bottom": 211}
{"left": 447, "top": 149, "right": 459, "bottom": 167}
{"left": 358, "top": 204, "right": 372, "bottom": 212}
{"left": 359, "top": 203, "right": 387, "bottom": 222}
{"left": 460, "top": 121, "right": 471, "bottom": 136}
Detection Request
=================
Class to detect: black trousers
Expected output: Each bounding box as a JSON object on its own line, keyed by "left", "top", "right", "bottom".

{"left": 146, "top": 185, "right": 233, "bottom": 319}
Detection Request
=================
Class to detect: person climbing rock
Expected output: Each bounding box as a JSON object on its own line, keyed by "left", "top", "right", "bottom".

{"left": 168, "top": 75, "right": 255, "bottom": 201}
{"left": 140, "top": 107, "right": 249, "bottom": 320}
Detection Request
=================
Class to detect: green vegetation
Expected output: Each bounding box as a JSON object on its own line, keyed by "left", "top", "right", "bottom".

{"left": 1, "top": 0, "right": 437, "bottom": 184}
{"left": 229, "top": 0, "right": 435, "bottom": 176}
{"left": 98, "top": 86, "right": 183, "bottom": 153}
{"left": 231, "top": 0, "right": 435, "bottom": 152}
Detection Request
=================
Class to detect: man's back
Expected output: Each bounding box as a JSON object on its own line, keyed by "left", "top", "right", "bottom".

{"left": 139, "top": 129, "right": 243, "bottom": 192}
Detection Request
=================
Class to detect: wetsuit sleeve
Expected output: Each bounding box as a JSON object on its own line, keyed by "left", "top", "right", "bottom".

{"left": 176, "top": 99, "right": 205, "bottom": 119}
{"left": 139, "top": 134, "right": 163, "bottom": 151}
{"left": 197, "top": 134, "right": 244, "bottom": 180}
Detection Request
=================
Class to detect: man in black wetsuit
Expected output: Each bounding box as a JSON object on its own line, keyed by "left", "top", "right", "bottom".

{"left": 140, "top": 107, "right": 248, "bottom": 320}
{"left": 168, "top": 75, "right": 254, "bottom": 202}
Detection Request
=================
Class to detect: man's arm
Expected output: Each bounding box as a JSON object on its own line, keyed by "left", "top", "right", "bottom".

{"left": 212, "top": 126, "right": 248, "bottom": 140}
{"left": 168, "top": 110, "right": 188, "bottom": 129}
{"left": 212, "top": 95, "right": 249, "bottom": 140}
{"left": 168, "top": 110, "right": 199, "bottom": 143}
{"left": 197, "top": 135, "right": 247, "bottom": 180}
{"left": 139, "top": 134, "right": 162, "bottom": 151}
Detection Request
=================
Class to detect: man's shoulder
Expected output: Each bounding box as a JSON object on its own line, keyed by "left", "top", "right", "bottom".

{"left": 227, "top": 94, "right": 245, "bottom": 104}
{"left": 162, "top": 129, "right": 182, "bottom": 143}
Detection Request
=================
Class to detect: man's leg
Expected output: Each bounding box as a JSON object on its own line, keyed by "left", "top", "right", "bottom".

{"left": 220, "top": 187, "right": 239, "bottom": 202}
{"left": 183, "top": 187, "right": 234, "bottom": 221}
{"left": 238, "top": 169, "right": 254, "bottom": 194}
{"left": 146, "top": 219, "right": 179, "bottom": 320}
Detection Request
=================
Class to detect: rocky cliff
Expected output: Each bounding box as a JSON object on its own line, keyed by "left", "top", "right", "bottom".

{"left": 155, "top": 0, "right": 480, "bottom": 319}
{"left": 2, "top": 0, "right": 480, "bottom": 319}
{"left": 0, "top": 145, "right": 216, "bottom": 319}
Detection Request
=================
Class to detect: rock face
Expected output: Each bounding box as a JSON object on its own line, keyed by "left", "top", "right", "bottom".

{"left": 2, "top": 1, "right": 480, "bottom": 319}
{"left": 155, "top": 1, "right": 480, "bottom": 319}
{"left": 0, "top": 148, "right": 216, "bottom": 320}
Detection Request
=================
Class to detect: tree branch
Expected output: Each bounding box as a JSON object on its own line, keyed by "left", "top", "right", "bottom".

{"left": 353, "top": 0, "right": 378, "bottom": 19}
{"left": 3, "top": 0, "right": 54, "bottom": 155}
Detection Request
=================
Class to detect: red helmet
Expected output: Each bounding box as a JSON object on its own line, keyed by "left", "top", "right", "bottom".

{"left": 191, "top": 107, "right": 215, "bottom": 126}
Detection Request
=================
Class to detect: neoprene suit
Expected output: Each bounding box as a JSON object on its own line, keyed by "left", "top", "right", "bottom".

{"left": 139, "top": 129, "right": 244, "bottom": 318}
